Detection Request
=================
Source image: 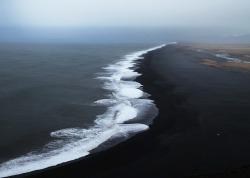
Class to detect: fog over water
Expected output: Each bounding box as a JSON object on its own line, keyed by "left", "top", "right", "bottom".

{"left": 0, "top": 0, "right": 250, "bottom": 43}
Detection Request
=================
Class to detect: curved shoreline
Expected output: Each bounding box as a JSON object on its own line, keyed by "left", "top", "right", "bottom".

{"left": 8, "top": 44, "right": 165, "bottom": 178}
{"left": 14, "top": 44, "right": 250, "bottom": 178}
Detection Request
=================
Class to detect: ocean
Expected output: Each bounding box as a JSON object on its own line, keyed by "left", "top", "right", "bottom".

{"left": 0, "top": 43, "right": 164, "bottom": 177}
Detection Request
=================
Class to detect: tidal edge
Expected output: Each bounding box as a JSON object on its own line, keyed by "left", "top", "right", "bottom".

{"left": 12, "top": 44, "right": 250, "bottom": 178}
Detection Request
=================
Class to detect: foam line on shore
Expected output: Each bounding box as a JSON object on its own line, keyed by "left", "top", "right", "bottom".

{"left": 0, "top": 44, "right": 168, "bottom": 178}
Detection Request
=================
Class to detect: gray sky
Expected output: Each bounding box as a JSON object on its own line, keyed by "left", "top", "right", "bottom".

{"left": 0, "top": 0, "right": 250, "bottom": 43}
{"left": 0, "top": 0, "right": 250, "bottom": 32}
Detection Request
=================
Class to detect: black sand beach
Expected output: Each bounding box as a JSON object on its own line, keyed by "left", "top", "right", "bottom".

{"left": 19, "top": 44, "right": 250, "bottom": 178}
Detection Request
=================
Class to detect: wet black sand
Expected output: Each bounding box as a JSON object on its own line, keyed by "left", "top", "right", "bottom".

{"left": 18, "top": 44, "right": 250, "bottom": 178}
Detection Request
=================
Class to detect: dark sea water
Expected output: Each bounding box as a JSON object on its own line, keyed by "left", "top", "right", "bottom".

{"left": 0, "top": 43, "right": 164, "bottom": 177}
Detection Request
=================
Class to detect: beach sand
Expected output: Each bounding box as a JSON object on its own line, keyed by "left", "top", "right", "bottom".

{"left": 188, "top": 44, "right": 250, "bottom": 72}
{"left": 19, "top": 44, "right": 250, "bottom": 178}
{"left": 186, "top": 44, "right": 250, "bottom": 57}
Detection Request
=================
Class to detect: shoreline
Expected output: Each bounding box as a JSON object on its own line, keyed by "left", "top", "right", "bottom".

{"left": 15, "top": 44, "right": 250, "bottom": 177}
{"left": 1, "top": 44, "right": 161, "bottom": 178}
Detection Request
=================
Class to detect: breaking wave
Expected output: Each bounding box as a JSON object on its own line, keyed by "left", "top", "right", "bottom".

{"left": 0, "top": 44, "right": 167, "bottom": 178}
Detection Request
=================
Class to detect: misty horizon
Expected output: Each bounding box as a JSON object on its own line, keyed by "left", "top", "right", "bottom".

{"left": 1, "top": 0, "right": 250, "bottom": 43}
{"left": 0, "top": 27, "right": 250, "bottom": 44}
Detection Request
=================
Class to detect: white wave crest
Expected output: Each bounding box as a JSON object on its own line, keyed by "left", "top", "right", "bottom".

{"left": 0, "top": 44, "right": 168, "bottom": 178}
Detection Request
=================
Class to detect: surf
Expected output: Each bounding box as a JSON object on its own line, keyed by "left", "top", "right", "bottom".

{"left": 0, "top": 44, "right": 166, "bottom": 178}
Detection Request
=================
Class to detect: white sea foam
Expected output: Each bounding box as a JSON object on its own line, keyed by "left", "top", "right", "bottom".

{"left": 94, "top": 99, "right": 118, "bottom": 106}
{"left": 0, "top": 44, "right": 168, "bottom": 178}
{"left": 0, "top": 123, "right": 148, "bottom": 178}
{"left": 118, "top": 88, "right": 143, "bottom": 98}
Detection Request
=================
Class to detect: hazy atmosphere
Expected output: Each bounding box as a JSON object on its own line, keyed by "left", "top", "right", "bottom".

{"left": 0, "top": 0, "right": 250, "bottom": 41}
{"left": 1, "top": 1, "right": 250, "bottom": 178}
{"left": 1, "top": 0, "right": 250, "bottom": 42}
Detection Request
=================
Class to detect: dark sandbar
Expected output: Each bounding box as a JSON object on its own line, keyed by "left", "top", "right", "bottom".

{"left": 19, "top": 44, "right": 250, "bottom": 178}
